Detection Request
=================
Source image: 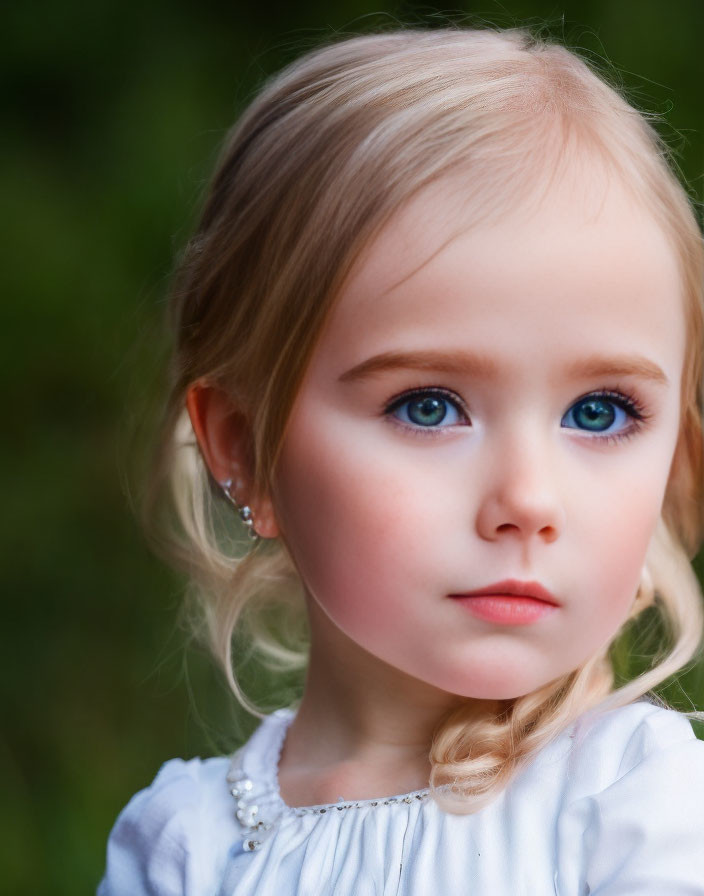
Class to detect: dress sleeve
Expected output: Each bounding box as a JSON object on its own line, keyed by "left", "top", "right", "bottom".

{"left": 560, "top": 708, "right": 704, "bottom": 894}
{"left": 97, "top": 758, "right": 222, "bottom": 896}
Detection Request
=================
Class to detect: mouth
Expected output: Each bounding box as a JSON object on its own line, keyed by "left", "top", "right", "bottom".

{"left": 449, "top": 579, "right": 559, "bottom": 626}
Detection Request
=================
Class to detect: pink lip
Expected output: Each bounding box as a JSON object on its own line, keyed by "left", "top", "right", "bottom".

{"left": 449, "top": 579, "right": 559, "bottom": 626}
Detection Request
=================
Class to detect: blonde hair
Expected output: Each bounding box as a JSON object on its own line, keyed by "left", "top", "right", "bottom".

{"left": 151, "top": 27, "right": 704, "bottom": 813}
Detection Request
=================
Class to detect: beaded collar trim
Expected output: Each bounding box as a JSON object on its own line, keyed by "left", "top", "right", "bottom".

{"left": 227, "top": 709, "right": 431, "bottom": 852}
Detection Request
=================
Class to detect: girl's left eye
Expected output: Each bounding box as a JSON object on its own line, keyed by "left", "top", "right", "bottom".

{"left": 561, "top": 391, "right": 643, "bottom": 436}
{"left": 386, "top": 389, "right": 466, "bottom": 429}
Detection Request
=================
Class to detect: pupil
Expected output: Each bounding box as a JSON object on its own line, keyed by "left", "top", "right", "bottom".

{"left": 409, "top": 397, "right": 446, "bottom": 426}
{"left": 575, "top": 399, "right": 614, "bottom": 430}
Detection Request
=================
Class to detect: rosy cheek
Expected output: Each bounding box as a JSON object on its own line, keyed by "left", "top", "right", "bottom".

{"left": 586, "top": 483, "right": 664, "bottom": 621}
{"left": 606, "top": 531, "right": 650, "bottom": 614}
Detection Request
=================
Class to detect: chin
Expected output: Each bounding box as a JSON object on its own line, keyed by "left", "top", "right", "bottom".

{"left": 443, "top": 673, "right": 561, "bottom": 702}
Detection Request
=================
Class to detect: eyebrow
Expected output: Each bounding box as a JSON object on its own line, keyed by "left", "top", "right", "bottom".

{"left": 338, "top": 350, "right": 499, "bottom": 383}
{"left": 338, "top": 350, "right": 669, "bottom": 387}
{"left": 566, "top": 356, "right": 669, "bottom": 386}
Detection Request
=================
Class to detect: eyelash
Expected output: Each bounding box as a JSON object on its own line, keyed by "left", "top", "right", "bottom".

{"left": 569, "top": 388, "right": 649, "bottom": 445}
{"left": 382, "top": 386, "right": 650, "bottom": 442}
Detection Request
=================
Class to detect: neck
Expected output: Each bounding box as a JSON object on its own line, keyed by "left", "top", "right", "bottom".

{"left": 276, "top": 599, "right": 467, "bottom": 803}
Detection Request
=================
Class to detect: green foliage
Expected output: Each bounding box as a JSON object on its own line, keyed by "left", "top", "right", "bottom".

{"left": 3, "top": 1, "right": 702, "bottom": 892}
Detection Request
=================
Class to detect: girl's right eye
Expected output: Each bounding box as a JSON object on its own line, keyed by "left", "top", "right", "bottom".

{"left": 385, "top": 388, "right": 468, "bottom": 429}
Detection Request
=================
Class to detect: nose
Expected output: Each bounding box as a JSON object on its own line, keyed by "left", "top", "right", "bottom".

{"left": 474, "top": 436, "right": 565, "bottom": 544}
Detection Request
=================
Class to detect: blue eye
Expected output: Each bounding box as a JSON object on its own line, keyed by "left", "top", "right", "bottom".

{"left": 387, "top": 389, "right": 465, "bottom": 429}
{"left": 561, "top": 392, "right": 640, "bottom": 436}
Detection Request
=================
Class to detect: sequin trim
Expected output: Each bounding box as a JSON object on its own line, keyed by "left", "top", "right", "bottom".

{"left": 227, "top": 710, "right": 430, "bottom": 851}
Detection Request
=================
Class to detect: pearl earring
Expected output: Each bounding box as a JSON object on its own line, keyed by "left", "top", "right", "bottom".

{"left": 221, "top": 478, "right": 259, "bottom": 541}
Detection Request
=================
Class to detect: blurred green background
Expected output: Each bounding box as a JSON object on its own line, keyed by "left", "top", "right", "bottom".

{"left": 3, "top": 1, "right": 703, "bottom": 892}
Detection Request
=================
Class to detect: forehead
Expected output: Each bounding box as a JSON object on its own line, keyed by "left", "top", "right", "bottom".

{"left": 310, "top": 171, "right": 685, "bottom": 378}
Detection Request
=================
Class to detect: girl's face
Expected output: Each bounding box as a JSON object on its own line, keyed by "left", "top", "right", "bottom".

{"left": 271, "top": 171, "right": 686, "bottom": 701}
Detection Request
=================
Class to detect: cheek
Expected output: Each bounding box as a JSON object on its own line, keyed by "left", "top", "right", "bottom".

{"left": 577, "top": 458, "right": 670, "bottom": 628}
{"left": 601, "top": 513, "right": 654, "bottom": 613}
{"left": 273, "top": 414, "right": 416, "bottom": 612}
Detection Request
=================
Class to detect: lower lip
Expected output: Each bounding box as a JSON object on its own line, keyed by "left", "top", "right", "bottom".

{"left": 451, "top": 595, "right": 557, "bottom": 625}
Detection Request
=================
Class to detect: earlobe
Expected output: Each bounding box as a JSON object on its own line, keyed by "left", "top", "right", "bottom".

{"left": 246, "top": 497, "right": 281, "bottom": 540}
{"left": 185, "top": 381, "right": 281, "bottom": 539}
{"left": 221, "top": 477, "right": 280, "bottom": 540}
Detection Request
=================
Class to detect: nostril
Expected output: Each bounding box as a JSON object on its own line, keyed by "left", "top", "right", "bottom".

{"left": 496, "top": 523, "right": 520, "bottom": 534}
{"left": 492, "top": 522, "right": 559, "bottom": 540}
{"left": 477, "top": 501, "right": 564, "bottom": 543}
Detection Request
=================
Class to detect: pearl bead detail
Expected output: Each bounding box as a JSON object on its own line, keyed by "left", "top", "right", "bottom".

{"left": 227, "top": 712, "right": 431, "bottom": 853}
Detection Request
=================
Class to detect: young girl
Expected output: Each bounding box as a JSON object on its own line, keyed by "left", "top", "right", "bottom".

{"left": 100, "top": 26, "right": 704, "bottom": 895}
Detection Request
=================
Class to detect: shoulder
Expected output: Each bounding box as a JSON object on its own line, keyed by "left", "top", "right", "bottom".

{"left": 98, "top": 756, "right": 237, "bottom": 896}
{"left": 568, "top": 698, "right": 701, "bottom": 781}
{"left": 556, "top": 701, "right": 704, "bottom": 893}
{"left": 563, "top": 698, "right": 704, "bottom": 810}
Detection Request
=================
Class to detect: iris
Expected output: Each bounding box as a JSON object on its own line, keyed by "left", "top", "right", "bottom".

{"left": 564, "top": 397, "right": 618, "bottom": 431}
{"left": 407, "top": 396, "right": 447, "bottom": 426}
{"left": 387, "top": 389, "right": 464, "bottom": 428}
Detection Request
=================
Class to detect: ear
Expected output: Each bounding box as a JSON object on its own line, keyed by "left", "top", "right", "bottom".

{"left": 185, "top": 381, "right": 280, "bottom": 539}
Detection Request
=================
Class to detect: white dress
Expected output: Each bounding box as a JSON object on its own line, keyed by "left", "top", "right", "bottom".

{"left": 98, "top": 700, "right": 704, "bottom": 895}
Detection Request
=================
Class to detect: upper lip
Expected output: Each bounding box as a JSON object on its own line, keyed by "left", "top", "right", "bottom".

{"left": 450, "top": 579, "right": 560, "bottom": 605}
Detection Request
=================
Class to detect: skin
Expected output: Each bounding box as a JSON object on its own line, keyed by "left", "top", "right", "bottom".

{"left": 189, "top": 168, "right": 686, "bottom": 806}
